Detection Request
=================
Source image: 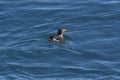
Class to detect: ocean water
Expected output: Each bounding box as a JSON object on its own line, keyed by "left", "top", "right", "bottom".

{"left": 0, "top": 0, "right": 120, "bottom": 80}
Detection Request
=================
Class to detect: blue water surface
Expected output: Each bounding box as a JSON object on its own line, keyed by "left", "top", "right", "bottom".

{"left": 0, "top": 0, "right": 120, "bottom": 80}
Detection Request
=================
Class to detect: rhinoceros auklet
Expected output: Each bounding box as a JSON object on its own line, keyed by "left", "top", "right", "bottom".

{"left": 49, "top": 28, "right": 68, "bottom": 42}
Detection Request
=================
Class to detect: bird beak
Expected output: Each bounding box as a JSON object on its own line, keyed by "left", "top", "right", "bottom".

{"left": 63, "top": 29, "right": 68, "bottom": 32}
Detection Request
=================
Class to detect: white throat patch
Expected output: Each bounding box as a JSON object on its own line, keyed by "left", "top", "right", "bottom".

{"left": 59, "top": 34, "right": 63, "bottom": 38}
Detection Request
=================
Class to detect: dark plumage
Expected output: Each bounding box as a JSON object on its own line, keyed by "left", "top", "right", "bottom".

{"left": 49, "top": 28, "right": 68, "bottom": 42}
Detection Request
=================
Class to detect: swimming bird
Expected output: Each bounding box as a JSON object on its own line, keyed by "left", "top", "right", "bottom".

{"left": 49, "top": 28, "right": 68, "bottom": 42}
